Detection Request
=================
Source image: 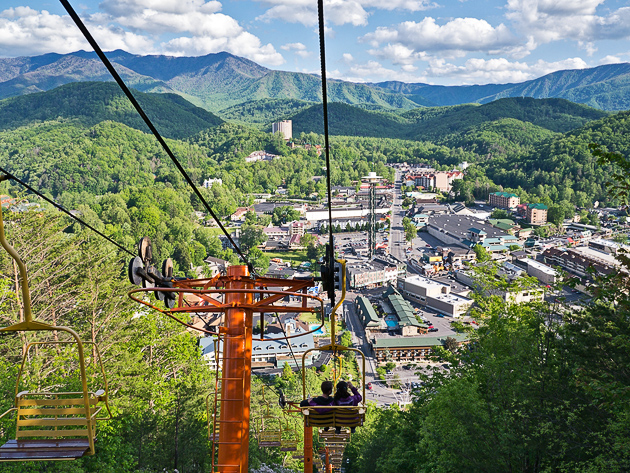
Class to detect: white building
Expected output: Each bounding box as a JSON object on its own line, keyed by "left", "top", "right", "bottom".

{"left": 522, "top": 259, "right": 558, "bottom": 285}
{"left": 202, "top": 178, "right": 223, "bottom": 188}
{"left": 272, "top": 120, "right": 293, "bottom": 140}
{"left": 397, "top": 275, "right": 473, "bottom": 317}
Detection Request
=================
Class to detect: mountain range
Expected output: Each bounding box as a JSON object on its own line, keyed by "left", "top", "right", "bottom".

{"left": 1, "top": 50, "right": 630, "bottom": 115}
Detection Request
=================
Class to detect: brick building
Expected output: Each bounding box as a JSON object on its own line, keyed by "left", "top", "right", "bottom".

{"left": 526, "top": 203, "right": 548, "bottom": 224}
{"left": 489, "top": 191, "right": 520, "bottom": 209}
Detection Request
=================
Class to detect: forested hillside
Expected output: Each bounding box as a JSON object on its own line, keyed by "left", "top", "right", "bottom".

{"left": 0, "top": 82, "right": 223, "bottom": 139}
{"left": 287, "top": 98, "right": 608, "bottom": 141}
{"left": 374, "top": 62, "right": 630, "bottom": 110}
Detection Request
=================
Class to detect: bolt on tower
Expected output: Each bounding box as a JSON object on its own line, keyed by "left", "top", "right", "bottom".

{"left": 362, "top": 172, "right": 382, "bottom": 259}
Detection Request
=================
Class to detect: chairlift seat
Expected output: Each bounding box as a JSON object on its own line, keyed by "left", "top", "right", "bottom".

{"left": 303, "top": 406, "right": 365, "bottom": 428}
{"left": 258, "top": 430, "right": 282, "bottom": 448}
{"left": 0, "top": 390, "right": 106, "bottom": 462}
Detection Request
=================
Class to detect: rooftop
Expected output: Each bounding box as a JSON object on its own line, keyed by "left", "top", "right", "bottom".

{"left": 373, "top": 334, "right": 468, "bottom": 349}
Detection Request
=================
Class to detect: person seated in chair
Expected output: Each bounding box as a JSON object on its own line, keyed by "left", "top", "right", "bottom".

{"left": 300, "top": 380, "right": 334, "bottom": 431}
{"left": 333, "top": 380, "right": 362, "bottom": 434}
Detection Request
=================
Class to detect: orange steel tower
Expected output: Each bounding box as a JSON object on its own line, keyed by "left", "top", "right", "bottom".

{"left": 128, "top": 250, "right": 324, "bottom": 473}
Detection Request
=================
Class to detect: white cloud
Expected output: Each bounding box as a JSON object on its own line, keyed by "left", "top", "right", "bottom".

{"left": 257, "top": 0, "right": 369, "bottom": 27}
{"left": 363, "top": 17, "right": 521, "bottom": 61}
{"left": 359, "top": 0, "right": 437, "bottom": 12}
{"left": 255, "top": 0, "right": 436, "bottom": 27}
{"left": 425, "top": 56, "right": 588, "bottom": 84}
{"left": 506, "top": 0, "right": 630, "bottom": 45}
{"left": 335, "top": 59, "right": 427, "bottom": 83}
{"left": 342, "top": 53, "right": 354, "bottom": 63}
{"left": 281, "top": 42, "right": 310, "bottom": 58}
{"left": 99, "top": 0, "right": 222, "bottom": 17}
{"left": 599, "top": 55, "right": 622, "bottom": 65}
{"left": 0, "top": 6, "right": 154, "bottom": 56}
{"left": 162, "top": 30, "right": 284, "bottom": 65}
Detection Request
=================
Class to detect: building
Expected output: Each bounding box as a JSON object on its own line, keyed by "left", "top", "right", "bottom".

{"left": 199, "top": 320, "right": 315, "bottom": 370}
{"left": 202, "top": 178, "right": 223, "bottom": 188}
{"left": 230, "top": 207, "right": 250, "bottom": 221}
{"left": 371, "top": 334, "right": 468, "bottom": 362}
{"left": 397, "top": 275, "right": 473, "bottom": 317}
{"left": 456, "top": 263, "right": 545, "bottom": 304}
{"left": 355, "top": 296, "right": 381, "bottom": 328}
{"left": 288, "top": 221, "right": 305, "bottom": 236}
{"left": 489, "top": 192, "right": 520, "bottom": 209}
{"left": 382, "top": 287, "right": 427, "bottom": 336}
{"left": 404, "top": 170, "right": 464, "bottom": 192}
{"left": 522, "top": 258, "right": 558, "bottom": 285}
{"left": 425, "top": 214, "right": 520, "bottom": 252}
{"left": 305, "top": 206, "right": 390, "bottom": 222}
{"left": 526, "top": 203, "right": 548, "bottom": 225}
{"left": 346, "top": 260, "right": 398, "bottom": 289}
{"left": 542, "top": 247, "right": 616, "bottom": 279}
{"left": 244, "top": 151, "right": 279, "bottom": 163}
{"left": 272, "top": 120, "right": 293, "bottom": 140}
{"left": 204, "top": 256, "right": 231, "bottom": 277}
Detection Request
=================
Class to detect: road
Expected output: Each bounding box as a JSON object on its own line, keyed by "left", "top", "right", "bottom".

{"left": 389, "top": 169, "right": 407, "bottom": 262}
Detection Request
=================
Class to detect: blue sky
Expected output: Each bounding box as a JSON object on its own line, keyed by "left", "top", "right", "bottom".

{"left": 1, "top": 0, "right": 630, "bottom": 85}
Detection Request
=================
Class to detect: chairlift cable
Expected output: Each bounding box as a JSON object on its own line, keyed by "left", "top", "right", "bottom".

{"left": 58, "top": 0, "right": 253, "bottom": 273}
{"left": 0, "top": 168, "right": 135, "bottom": 257}
{"left": 317, "top": 0, "right": 336, "bottom": 307}
{"left": 273, "top": 312, "right": 302, "bottom": 378}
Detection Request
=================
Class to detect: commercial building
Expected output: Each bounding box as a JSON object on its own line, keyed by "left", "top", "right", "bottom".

{"left": 489, "top": 192, "right": 520, "bottom": 209}
{"left": 542, "top": 247, "right": 616, "bottom": 279}
{"left": 200, "top": 320, "right": 315, "bottom": 369}
{"left": 355, "top": 296, "right": 381, "bottom": 328}
{"left": 522, "top": 258, "right": 558, "bottom": 285}
{"left": 381, "top": 287, "right": 427, "bottom": 336}
{"left": 397, "top": 275, "right": 473, "bottom": 317}
{"left": 526, "top": 203, "right": 548, "bottom": 225}
{"left": 371, "top": 334, "right": 468, "bottom": 362}
{"left": 346, "top": 260, "right": 398, "bottom": 289}
{"left": 425, "top": 215, "right": 519, "bottom": 252}
{"left": 456, "top": 263, "right": 545, "bottom": 304}
{"left": 404, "top": 170, "right": 464, "bottom": 192}
{"left": 272, "top": 120, "right": 292, "bottom": 140}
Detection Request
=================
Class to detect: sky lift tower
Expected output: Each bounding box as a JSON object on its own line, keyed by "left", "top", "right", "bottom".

{"left": 362, "top": 172, "right": 382, "bottom": 259}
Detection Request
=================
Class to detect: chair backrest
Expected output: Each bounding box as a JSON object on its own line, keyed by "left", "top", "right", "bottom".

{"left": 15, "top": 391, "right": 104, "bottom": 444}
{"left": 304, "top": 406, "right": 364, "bottom": 428}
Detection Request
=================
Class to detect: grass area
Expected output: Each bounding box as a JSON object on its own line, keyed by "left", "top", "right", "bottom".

{"left": 263, "top": 250, "right": 309, "bottom": 266}
{"left": 298, "top": 312, "right": 321, "bottom": 324}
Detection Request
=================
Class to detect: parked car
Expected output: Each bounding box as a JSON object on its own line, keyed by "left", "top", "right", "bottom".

{"left": 367, "top": 382, "right": 373, "bottom": 390}
{"left": 428, "top": 328, "right": 439, "bottom": 332}
{"left": 436, "top": 313, "right": 445, "bottom": 318}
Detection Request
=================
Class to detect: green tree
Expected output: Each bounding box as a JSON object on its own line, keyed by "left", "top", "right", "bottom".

{"left": 239, "top": 224, "right": 266, "bottom": 253}
{"left": 473, "top": 244, "right": 491, "bottom": 262}
{"left": 271, "top": 206, "right": 301, "bottom": 225}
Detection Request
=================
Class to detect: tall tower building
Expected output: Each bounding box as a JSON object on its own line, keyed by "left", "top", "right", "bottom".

{"left": 271, "top": 120, "right": 293, "bottom": 140}
{"left": 362, "top": 172, "right": 382, "bottom": 259}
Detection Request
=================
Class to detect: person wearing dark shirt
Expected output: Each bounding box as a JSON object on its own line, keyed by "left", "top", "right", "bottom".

{"left": 300, "top": 380, "right": 334, "bottom": 430}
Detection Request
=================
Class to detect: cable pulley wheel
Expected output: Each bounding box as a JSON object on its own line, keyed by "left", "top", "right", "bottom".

{"left": 138, "top": 236, "right": 152, "bottom": 265}
{"left": 128, "top": 256, "right": 144, "bottom": 286}
{"left": 162, "top": 258, "right": 174, "bottom": 278}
